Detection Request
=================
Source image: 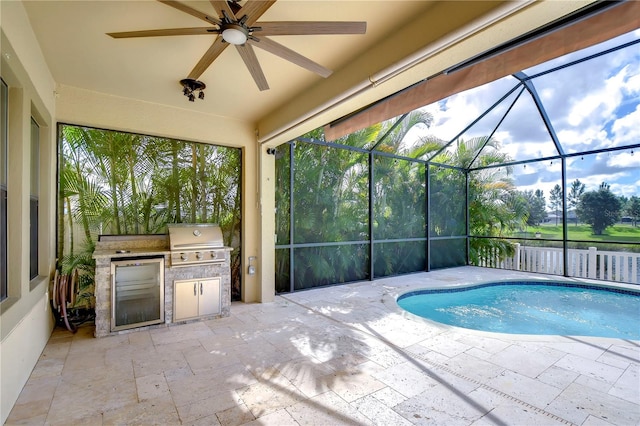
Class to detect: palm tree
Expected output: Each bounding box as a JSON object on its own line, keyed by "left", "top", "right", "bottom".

{"left": 60, "top": 126, "right": 110, "bottom": 250}
{"left": 59, "top": 124, "right": 244, "bottom": 305}
{"left": 427, "top": 136, "right": 522, "bottom": 265}
{"left": 277, "top": 113, "right": 527, "bottom": 287}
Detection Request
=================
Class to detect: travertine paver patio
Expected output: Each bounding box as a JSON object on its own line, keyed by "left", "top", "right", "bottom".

{"left": 5, "top": 266, "right": 640, "bottom": 425}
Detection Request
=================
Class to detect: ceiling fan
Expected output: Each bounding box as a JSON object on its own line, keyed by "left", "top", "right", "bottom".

{"left": 107, "top": 0, "right": 367, "bottom": 93}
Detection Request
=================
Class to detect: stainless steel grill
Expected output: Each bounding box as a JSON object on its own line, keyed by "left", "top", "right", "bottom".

{"left": 167, "top": 223, "right": 227, "bottom": 267}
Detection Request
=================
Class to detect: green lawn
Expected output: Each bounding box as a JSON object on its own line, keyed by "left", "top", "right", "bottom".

{"left": 514, "top": 224, "right": 640, "bottom": 243}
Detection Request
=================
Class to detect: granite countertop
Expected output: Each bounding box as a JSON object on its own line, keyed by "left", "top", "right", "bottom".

{"left": 92, "top": 248, "right": 170, "bottom": 259}
{"left": 92, "top": 233, "right": 233, "bottom": 260}
{"left": 92, "top": 234, "right": 170, "bottom": 259}
{"left": 93, "top": 246, "right": 233, "bottom": 259}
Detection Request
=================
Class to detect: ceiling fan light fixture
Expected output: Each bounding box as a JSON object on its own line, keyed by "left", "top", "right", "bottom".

{"left": 221, "top": 24, "right": 248, "bottom": 45}
{"left": 180, "top": 78, "right": 206, "bottom": 102}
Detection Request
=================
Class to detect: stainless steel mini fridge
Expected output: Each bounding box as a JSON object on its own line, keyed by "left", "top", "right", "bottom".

{"left": 111, "top": 257, "right": 164, "bottom": 331}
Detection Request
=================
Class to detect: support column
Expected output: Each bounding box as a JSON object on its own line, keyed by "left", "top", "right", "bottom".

{"left": 258, "top": 144, "right": 276, "bottom": 302}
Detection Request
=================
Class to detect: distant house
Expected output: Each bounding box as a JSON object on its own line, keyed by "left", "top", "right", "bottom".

{"left": 545, "top": 211, "right": 577, "bottom": 224}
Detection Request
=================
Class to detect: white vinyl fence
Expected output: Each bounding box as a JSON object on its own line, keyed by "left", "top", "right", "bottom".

{"left": 477, "top": 244, "right": 640, "bottom": 284}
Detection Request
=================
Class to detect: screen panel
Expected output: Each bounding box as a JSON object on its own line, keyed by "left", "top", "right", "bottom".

{"left": 373, "top": 155, "right": 425, "bottom": 240}
{"left": 374, "top": 241, "right": 426, "bottom": 277}
{"left": 293, "top": 143, "right": 368, "bottom": 244}
{"left": 293, "top": 244, "right": 369, "bottom": 290}
{"left": 430, "top": 238, "right": 466, "bottom": 269}
{"left": 429, "top": 165, "right": 466, "bottom": 237}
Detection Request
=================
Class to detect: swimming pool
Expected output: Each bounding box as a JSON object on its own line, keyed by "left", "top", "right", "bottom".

{"left": 397, "top": 281, "right": 640, "bottom": 339}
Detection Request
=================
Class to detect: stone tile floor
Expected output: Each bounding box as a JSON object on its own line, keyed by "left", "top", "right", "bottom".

{"left": 6, "top": 266, "right": 640, "bottom": 425}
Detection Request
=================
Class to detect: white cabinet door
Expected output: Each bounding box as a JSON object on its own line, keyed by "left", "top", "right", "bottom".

{"left": 198, "top": 278, "right": 221, "bottom": 317}
{"left": 174, "top": 279, "right": 199, "bottom": 321}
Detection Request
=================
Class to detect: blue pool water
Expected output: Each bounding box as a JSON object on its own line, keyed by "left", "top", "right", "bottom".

{"left": 397, "top": 281, "right": 640, "bottom": 339}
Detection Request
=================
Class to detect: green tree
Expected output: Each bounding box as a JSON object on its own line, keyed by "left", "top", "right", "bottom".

{"left": 275, "top": 116, "right": 527, "bottom": 288}
{"left": 61, "top": 126, "right": 111, "bottom": 251}
{"left": 432, "top": 136, "right": 523, "bottom": 264}
{"left": 521, "top": 189, "right": 546, "bottom": 226}
{"left": 576, "top": 183, "right": 621, "bottom": 235}
{"left": 548, "top": 184, "right": 563, "bottom": 226}
{"left": 276, "top": 112, "right": 439, "bottom": 287}
{"left": 618, "top": 195, "right": 629, "bottom": 208}
{"left": 281, "top": 124, "right": 377, "bottom": 288}
{"left": 567, "top": 179, "right": 585, "bottom": 226}
{"left": 59, "top": 125, "right": 243, "bottom": 304}
{"left": 627, "top": 196, "right": 640, "bottom": 227}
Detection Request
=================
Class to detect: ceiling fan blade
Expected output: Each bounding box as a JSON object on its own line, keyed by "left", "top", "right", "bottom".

{"left": 236, "top": 0, "right": 276, "bottom": 25}
{"left": 258, "top": 21, "right": 367, "bottom": 36}
{"left": 235, "top": 44, "right": 269, "bottom": 91}
{"left": 188, "top": 36, "right": 229, "bottom": 79}
{"left": 157, "top": 0, "right": 218, "bottom": 24}
{"left": 209, "top": 1, "right": 236, "bottom": 20}
{"left": 249, "top": 37, "right": 332, "bottom": 78}
{"left": 107, "top": 27, "right": 219, "bottom": 38}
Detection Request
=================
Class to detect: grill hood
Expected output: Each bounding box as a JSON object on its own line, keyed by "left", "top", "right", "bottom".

{"left": 167, "top": 223, "right": 224, "bottom": 251}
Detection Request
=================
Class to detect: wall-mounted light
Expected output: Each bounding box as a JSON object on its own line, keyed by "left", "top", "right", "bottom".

{"left": 180, "top": 78, "right": 206, "bottom": 102}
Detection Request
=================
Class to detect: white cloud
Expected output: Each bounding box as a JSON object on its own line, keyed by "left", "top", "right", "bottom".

{"left": 555, "top": 126, "right": 612, "bottom": 150}
{"left": 607, "top": 148, "right": 640, "bottom": 168}
{"left": 626, "top": 72, "right": 640, "bottom": 94}
{"left": 424, "top": 76, "right": 517, "bottom": 142}
{"left": 612, "top": 105, "right": 640, "bottom": 145}
{"left": 609, "top": 180, "right": 640, "bottom": 198}
{"left": 574, "top": 173, "right": 614, "bottom": 190}
{"left": 396, "top": 31, "right": 638, "bottom": 198}
{"left": 567, "top": 67, "right": 626, "bottom": 127}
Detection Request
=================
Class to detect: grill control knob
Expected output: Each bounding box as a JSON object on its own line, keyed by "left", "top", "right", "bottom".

{"left": 210, "top": 251, "right": 217, "bottom": 259}
{"left": 196, "top": 252, "right": 203, "bottom": 260}
{"left": 180, "top": 253, "right": 188, "bottom": 261}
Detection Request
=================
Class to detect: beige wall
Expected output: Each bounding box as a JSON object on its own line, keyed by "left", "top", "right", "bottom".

{"left": 1, "top": 2, "right": 58, "bottom": 423}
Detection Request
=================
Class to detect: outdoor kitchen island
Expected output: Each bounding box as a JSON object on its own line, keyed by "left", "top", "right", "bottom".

{"left": 92, "top": 225, "right": 232, "bottom": 338}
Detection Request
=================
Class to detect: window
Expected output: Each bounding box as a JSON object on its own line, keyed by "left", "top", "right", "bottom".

{"left": 1, "top": 79, "right": 7, "bottom": 299}
{"left": 30, "top": 118, "right": 39, "bottom": 280}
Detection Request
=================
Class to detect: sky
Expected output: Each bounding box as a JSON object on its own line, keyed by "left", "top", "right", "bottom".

{"left": 402, "top": 28, "right": 640, "bottom": 201}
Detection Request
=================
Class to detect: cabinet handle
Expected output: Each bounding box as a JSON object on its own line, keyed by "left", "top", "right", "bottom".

{"left": 193, "top": 283, "right": 197, "bottom": 296}
{"left": 200, "top": 282, "right": 203, "bottom": 295}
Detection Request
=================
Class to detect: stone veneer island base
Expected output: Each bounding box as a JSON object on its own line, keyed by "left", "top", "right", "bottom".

{"left": 92, "top": 235, "right": 231, "bottom": 338}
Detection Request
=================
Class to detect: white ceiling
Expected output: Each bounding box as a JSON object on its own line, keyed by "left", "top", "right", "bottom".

{"left": 23, "top": 0, "right": 436, "bottom": 124}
